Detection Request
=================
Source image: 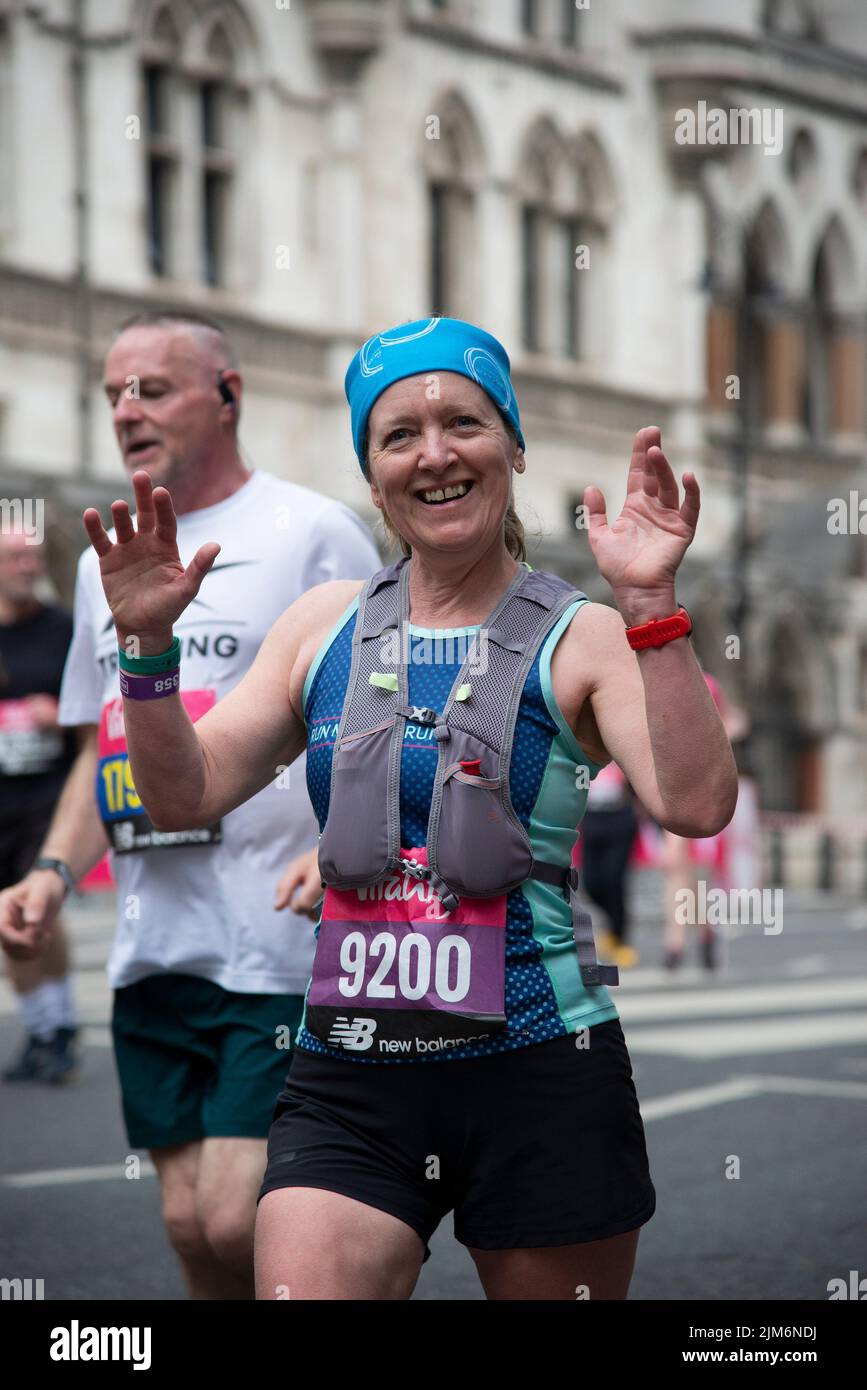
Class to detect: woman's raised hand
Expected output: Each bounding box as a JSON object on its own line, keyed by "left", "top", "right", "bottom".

{"left": 83, "top": 471, "right": 220, "bottom": 649}
{"left": 583, "top": 427, "right": 699, "bottom": 606}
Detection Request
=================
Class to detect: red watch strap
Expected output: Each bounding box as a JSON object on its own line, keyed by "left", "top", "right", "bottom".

{"left": 625, "top": 606, "right": 692, "bottom": 651}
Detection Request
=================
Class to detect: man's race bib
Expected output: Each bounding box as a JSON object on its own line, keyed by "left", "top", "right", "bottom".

{"left": 306, "top": 847, "right": 507, "bottom": 1058}
{"left": 0, "top": 699, "right": 63, "bottom": 776}
{"left": 96, "top": 690, "right": 221, "bottom": 853}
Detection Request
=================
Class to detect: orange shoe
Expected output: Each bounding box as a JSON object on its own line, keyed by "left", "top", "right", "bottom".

{"left": 612, "top": 943, "right": 640, "bottom": 969}
{"left": 596, "top": 930, "right": 618, "bottom": 958}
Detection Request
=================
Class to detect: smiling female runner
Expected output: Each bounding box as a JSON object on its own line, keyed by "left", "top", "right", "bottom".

{"left": 82, "top": 317, "right": 737, "bottom": 1301}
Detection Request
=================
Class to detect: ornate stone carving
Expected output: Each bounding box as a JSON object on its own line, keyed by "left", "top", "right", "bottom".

{"left": 307, "top": 0, "right": 386, "bottom": 83}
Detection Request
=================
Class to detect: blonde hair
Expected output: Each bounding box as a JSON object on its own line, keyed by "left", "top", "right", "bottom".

{"left": 365, "top": 415, "right": 528, "bottom": 563}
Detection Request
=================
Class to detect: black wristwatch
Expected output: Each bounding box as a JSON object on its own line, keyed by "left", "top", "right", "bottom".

{"left": 33, "top": 858, "right": 76, "bottom": 896}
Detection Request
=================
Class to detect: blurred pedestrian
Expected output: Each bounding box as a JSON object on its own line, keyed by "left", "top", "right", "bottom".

{"left": 580, "top": 761, "right": 639, "bottom": 968}
{"left": 0, "top": 529, "right": 78, "bottom": 1082}
{"left": 0, "top": 310, "right": 380, "bottom": 1299}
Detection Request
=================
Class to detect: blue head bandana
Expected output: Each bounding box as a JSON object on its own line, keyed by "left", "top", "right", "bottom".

{"left": 344, "top": 316, "right": 525, "bottom": 473}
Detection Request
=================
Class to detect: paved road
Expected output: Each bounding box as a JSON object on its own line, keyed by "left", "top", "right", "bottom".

{"left": 1, "top": 885, "right": 865, "bottom": 1300}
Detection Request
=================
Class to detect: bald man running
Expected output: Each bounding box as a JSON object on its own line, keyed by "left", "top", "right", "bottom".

{"left": 0, "top": 311, "right": 380, "bottom": 1298}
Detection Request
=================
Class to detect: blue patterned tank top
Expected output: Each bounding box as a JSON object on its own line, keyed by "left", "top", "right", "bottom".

{"left": 294, "top": 592, "right": 618, "bottom": 1062}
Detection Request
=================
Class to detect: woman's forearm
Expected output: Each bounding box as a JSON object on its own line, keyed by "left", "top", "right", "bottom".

{"left": 115, "top": 608, "right": 310, "bottom": 831}
{"left": 617, "top": 588, "right": 738, "bottom": 837}
{"left": 117, "top": 626, "right": 211, "bottom": 830}
{"left": 85, "top": 479, "right": 302, "bottom": 830}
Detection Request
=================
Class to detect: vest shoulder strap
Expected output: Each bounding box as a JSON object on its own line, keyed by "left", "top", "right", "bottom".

{"left": 444, "top": 568, "right": 587, "bottom": 754}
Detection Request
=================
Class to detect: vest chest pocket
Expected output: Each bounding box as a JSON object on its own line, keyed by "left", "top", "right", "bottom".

{"left": 433, "top": 731, "right": 533, "bottom": 897}
{"left": 318, "top": 721, "right": 394, "bottom": 885}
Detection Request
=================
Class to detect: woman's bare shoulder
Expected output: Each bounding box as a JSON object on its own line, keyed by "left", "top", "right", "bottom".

{"left": 286, "top": 579, "right": 367, "bottom": 715}
{"left": 552, "top": 600, "right": 624, "bottom": 686}
{"left": 295, "top": 578, "right": 367, "bottom": 627}
{"left": 549, "top": 601, "right": 624, "bottom": 764}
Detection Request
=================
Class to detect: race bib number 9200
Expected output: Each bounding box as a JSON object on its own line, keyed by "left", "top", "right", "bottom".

{"left": 306, "top": 847, "right": 507, "bottom": 1058}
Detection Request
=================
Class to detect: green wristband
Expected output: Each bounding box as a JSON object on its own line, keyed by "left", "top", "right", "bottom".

{"left": 118, "top": 635, "right": 181, "bottom": 674}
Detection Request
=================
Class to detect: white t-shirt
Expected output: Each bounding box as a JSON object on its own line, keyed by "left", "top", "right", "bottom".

{"left": 59, "top": 470, "right": 380, "bottom": 995}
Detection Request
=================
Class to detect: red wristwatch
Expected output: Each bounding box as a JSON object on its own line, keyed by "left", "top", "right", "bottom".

{"left": 625, "top": 606, "right": 692, "bottom": 651}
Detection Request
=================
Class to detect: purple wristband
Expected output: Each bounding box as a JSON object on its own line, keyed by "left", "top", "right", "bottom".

{"left": 120, "top": 668, "right": 180, "bottom": 700}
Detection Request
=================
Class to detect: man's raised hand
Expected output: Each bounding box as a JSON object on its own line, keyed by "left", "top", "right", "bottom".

{"left": 83, "top": 471, "right": 220, "bottom": 650}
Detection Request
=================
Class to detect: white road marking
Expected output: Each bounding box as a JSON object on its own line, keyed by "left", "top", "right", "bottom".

{"left": 744, "top": 1074, "right": 867, "bottom": 1101}
{"left": 641, "top": 1078, "right": 762, "bottom": 1120}
{"left": 626, "top": 1012, "right": 867, "bottom": 1058}
{"left": 782, "top": 955, "right": 829, "bottom": 977}
{"left": 641, "top": 1072, "right": 867, "bottom": 1121}
{"left": 616, "top": 968, "right": 711, "bottom": 992}
{"left": 618, "top": 977, "right": 867, "bottom": 1023}
{"left": 2, "top": 1160, "right": 156, "bottom": 1188}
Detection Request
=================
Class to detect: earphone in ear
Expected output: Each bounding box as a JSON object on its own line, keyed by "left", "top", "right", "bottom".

{"left": 217, "top": 373, "right": 236, "bottom": 410}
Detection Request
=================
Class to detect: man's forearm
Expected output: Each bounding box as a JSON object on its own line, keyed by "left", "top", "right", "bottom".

{"left": 39, "top": 729, "right": 110, "bottom": 882}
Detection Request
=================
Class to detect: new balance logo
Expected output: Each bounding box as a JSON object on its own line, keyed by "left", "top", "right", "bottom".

{"left": 327, "top": 1016, "right": 377, "bottom": 1051}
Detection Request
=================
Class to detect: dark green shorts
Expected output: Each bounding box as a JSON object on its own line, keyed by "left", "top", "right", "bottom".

{"left": 111, "top": 973, "right": 305, "bottom": 1151}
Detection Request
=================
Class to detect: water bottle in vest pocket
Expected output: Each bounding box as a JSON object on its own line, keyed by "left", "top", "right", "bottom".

{"left": 431, "top": 727, "right": 533, "bottom": 898}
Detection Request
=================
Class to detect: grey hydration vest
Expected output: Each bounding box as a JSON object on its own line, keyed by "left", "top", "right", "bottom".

{"left": 316, "top": 557, "right": 618, "bottom": 1000}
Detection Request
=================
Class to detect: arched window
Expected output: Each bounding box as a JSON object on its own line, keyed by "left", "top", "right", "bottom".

{"left": 142, "top": 4, "right": 182, "bottom": 277}
{"left": 804, "top": 237, "right": 834, "bottom": 438}
{"left": 804, "top": 219, "right": 858, "bottom": 439}
{"left": 739, "top": 200, "right": 788, "bottom": 433}
{"left": 423, "top": 94, "right": 483, "bottom": 320}
{"left": 518, "top": 122, "right": 612, "bottom": 360}
{"left": 755, "top": 615, "right": 827, "bottom": 813}
{"left": 520, "top": 122, "right": 572, "bottom": 355}
{"left": 521, "top": 0, "right": 542, "bottom": 37}
{"left": 560, "top": 0, "right": 583, "bottom": 47}
{"left": 786, "top": 127, "right": 817, "bottom": 198}
{"left": 198, "top": 21, "right": 238, "bottom": 287}
{"left": 762, "top": 0, "right": 823, "bottom": 41}
{"left": 138, "top": 2, "right": 253, "bottom": 290}
{"left": 742, "top": 228, "right": 770, "bottom": 430}
{"left": 521, "top": 0, "right": 584, "bottom": 45}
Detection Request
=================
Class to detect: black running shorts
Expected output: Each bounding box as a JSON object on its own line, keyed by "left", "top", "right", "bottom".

{"left": 259, "top": 1018, "right": 656, "bottom": 1252}
{"left": 0, "top": 806, "right": 53, "bottom": 890}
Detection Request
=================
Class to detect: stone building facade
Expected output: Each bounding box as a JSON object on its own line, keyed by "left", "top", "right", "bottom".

{"left": 1, "top": 0, "right": 866, "bottom": 829}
